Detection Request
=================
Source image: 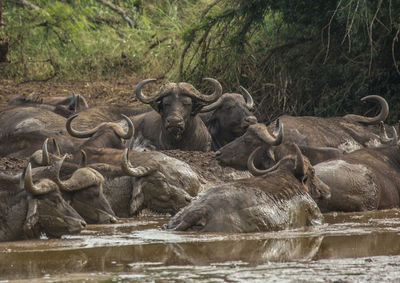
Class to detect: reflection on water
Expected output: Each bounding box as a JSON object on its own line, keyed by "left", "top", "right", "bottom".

{"left": 1, "top": 209, "right": 400, "bottom": 281}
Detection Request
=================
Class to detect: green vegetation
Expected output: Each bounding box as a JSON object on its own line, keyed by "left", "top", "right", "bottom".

{"left": 0, "top": 0, "right": 209, "bottom": 80}
{"left": 1, "top": 1, "right": 399, "bottom": 123}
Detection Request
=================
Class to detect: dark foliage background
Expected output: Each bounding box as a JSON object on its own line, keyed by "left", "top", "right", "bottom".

{"left": 180, "top": 0, "right": 400, "bottom": 124}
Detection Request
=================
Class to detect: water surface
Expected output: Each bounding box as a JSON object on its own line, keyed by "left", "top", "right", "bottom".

{"left": 1, "top": 209, "right": 400, "bottom": 282}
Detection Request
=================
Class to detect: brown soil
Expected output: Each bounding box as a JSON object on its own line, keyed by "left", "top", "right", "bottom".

{"left": 0, "top": 75, "right": 160, "bottom": 106}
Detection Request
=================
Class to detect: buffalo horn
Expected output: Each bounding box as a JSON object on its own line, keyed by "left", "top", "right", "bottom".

{"left": 40, "top": 138, "right": 50, "bottom": 166}
{"left": 293, "top": 144, "right": 306, "bottom": 178}
{"left": 55, "top": 154, "right": 103, "bottom": 192}
{"left": 199, "top": 98, "right": 222, "bottom": 113}
{"left": 30, "top": 138, "right": 50, "bottom": 166}
{"left": 247, "top": 146, "right": 283, "bottom": 176}
{"left": 135, "top": 78, "right": 161, "bottom": 104}
{"left": 239, "top": 86, "right": 254, "bottom": 109}
{"left": 345, "top": 95, "right": 389, "bottom": 125}
{"left": 272, "top": 119, "right": 280, "bottom": 137}
{"left": 256, "top": 123, "right": 283, "bottom": 146}
{"left": 52, "top": 138, "right": 61, "bottom": 156}
{"left": 24, "top": 163, "right": 56, "bottom": 195}
{"left": 360, "top": 95, "right": 389, "bottom": 124}
{"left": 66, "top": 114, "right": 97, "bottom": 138}
{"left": 114, "top": 114, "right": 135, "bottom": 140}
{"left": 191, "top": 78, "right": 222, "bottom": 103}
{"left": 391, "top": 126, "right": 398, "bottom": 145}
{"left": 79, "top": 150, "right": 87, "bottom": 168}
{"left": 121, "top": 149, "right": 155, "bottom": 177}
{"left": 68, "top": 91, "right": 76, "bottom": 110}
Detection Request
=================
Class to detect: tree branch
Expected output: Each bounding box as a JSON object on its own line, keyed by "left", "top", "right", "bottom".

{"left": 95, "top": 0, "right": 136, "bottom": 28}
{"left": 6, "top": 0, "right": 40, "bottom": 11}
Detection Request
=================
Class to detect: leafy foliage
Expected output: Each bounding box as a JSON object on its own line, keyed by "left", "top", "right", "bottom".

{"left": 180, "top": 0, "right": 400, "bottom": 123}
{"left": 0, "top": 0, "right": 208, "bottom": 81}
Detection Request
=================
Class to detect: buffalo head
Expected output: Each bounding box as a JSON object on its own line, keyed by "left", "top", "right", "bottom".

{"left": 121, "top": 149, "right": 199, "bottom": 215}
{"left": 200, "top": 86, "right": 257, "bottom": 149}
{"left": 135, "top": 78, "right": 222, "bottom": 141}
{"left": 216, "top": 123, "right": 283, "bottom": 169}
{"left": 165, "top": 143, "right": 327, "bottom": 233}
{"left": 53, "top": 156, "right": 117, "bottom": 224}
{"left": 66, "top": 114, "right": 134, "bottom": 149}
{"left": 247, "top": 144, "right": 331, "bottom": 200}
{"left": 23, "top": 162, "right": 86, "bottom": 239}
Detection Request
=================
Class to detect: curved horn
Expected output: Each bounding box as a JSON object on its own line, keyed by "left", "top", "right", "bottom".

{"left": 41, "top": 138, "right": 50, "bottom": 165}
{"left": 66, "top": 114, "right": 98, "bottom": 138}
{"left": 77, "top": 94, "right": 89, "bottom": 109}
{"left": 272, "top": 119, "right": 280, "bottom": 137}
{"left": 196, "top": 78, "right": 222, "bottom": 103}
{"left": 79, "top": 150, "right": 87, "bottom": 168}
{"left": 391, "top": 126, "right": 398, "bottom": 145}
{"left": 121, "top": 149, "right": 155, "bottom": 177}
{"left": 113, "top": 114, "right": 135, "bottom": 140}
{"left": 239, "top": 86, "right": 254, "bottom": 109}
{"left": 24, "top": 163, "right": 55, "bottom": 195}
{"left": 135, "top": 78, "right": 161, "bottom": 104}
{"left": 30, "top": 138, "right": 50, "bottom": 166}
{"left": 254, "top": 123, "right": 283, "bottom": 146}
{"left": 345, "top": 95, "right": 389, "bottom": 125}
{"left": 54, "top": 154, "right": 94, "bottom": 192}
{"left": 199, "top": 98, "right": 222, "bottom": 113}
{"left": 293, "top": 144, "right": 306, "bottom": 178}
{"left": 68, "top": 91, "right": 76, "bottom": 110}
{"left": 247, "top": 146, "right": 286, "bottom": 176}
{"left": 360, "top": 95, "right": 389, "bottom": 124}
{"left": 52, "top": 138, "right": 61, "bottom": 156}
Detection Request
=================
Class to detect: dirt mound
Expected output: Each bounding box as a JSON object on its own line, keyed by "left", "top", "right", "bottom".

{"left": 161, "top": 150, "right": 251, "bottom": 188}
{"left": 0, "top": 157, "right": 27, "bottom": 175}
{"left": 0, "top": 76, "right": 160, "bottom": 106}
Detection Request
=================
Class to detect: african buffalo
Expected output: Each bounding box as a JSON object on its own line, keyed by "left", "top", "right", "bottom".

{"left": 315, "top": 143, "right": 400, "bottom": 212}
{"left": 52, "top": 156, "right": 117, "bottom": 224}
{"left": 7, "top": 91, "right": 88, "bottom": 118}
{"left": 199, "top": 86, "right": 257, "bottom": 150}
{"left": 0, "top": 105, "right": 134, "bottom": 159}
{"left": 165, "top": 144, "right": 329, "bottom": 233}
{"left": 0, "top": 106, "right": 79, "bottom": 157}
{"left": 216, "top": 123, "right": 342, "bottom": 170}
{"left": 62, "top": 104, "right": 152, "bottom": 130}
{"left": 2, "top": 154, "right": 116, "bottom": 224}
{"left": 65, "top": 113, "right": 134, "bottom": 150}
{"left": 76, "top": 148, "right": 201, "bottom": 217}
{"left": 132, "top": 78, "right": 222, "bottom": 151}
{"left": 267, "top": 95, "right": 389, "bottom": 152}
{"left": 0, "top": 162, "right": 86, "bottom": 242}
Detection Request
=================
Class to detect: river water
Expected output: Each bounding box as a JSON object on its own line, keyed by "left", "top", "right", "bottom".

{"left": 1, "top": 209, "right": 400, "bottom": 282}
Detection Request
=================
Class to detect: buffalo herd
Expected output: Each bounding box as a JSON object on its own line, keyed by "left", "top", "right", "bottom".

{"left": 1, "top": 78, "right": 399, "bottom": 240}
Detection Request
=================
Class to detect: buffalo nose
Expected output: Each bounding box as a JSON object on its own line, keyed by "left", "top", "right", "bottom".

{"left": 215, "top": 151, "right": 221, "bottom": 157}
{"left": 80, "top": 221, "right": 87, "bottom": 228}
{"left": 245, "top": 116, "right": 257, "bottom": 124}
{"left": 166, "top": 116, "right": 184, "bottom": 126}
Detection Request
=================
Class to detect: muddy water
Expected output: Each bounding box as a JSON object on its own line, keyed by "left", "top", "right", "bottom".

{"left": 1, "top": 209, "right": 400, "bottom": 282}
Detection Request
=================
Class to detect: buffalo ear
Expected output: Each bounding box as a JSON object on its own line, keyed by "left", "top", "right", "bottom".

{"left": 129, "top": 179, "right": 145, "bottom": 216}
{"left": 154, "top": 101, "right": 163, "bottom": 114}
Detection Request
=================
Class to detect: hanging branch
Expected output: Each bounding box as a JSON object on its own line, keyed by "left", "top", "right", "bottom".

{"left": 392, "top": 24, "right": 400, "bottom": 77}
{"left": 6, "top": 0, "right": 40, "bottom": 11}
{"left": 95, "top": 0, "right": 136, "bottom": 28}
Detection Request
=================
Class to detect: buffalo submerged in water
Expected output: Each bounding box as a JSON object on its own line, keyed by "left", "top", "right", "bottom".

{"left": 165, "top": 126, "right": 330, "bottom": 233}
